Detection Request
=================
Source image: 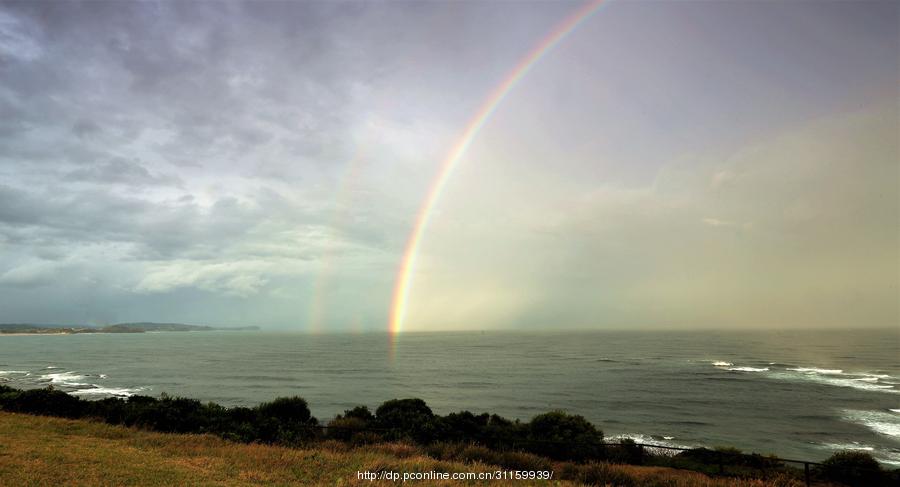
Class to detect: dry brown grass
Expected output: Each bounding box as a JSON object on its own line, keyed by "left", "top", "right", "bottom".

{"left": 0, "top": 412, "right": 800, "bottom": 486}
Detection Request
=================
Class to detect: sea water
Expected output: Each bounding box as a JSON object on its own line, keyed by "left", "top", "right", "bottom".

{"left": 1, "top": 328, "right": 897, "bottom": 465}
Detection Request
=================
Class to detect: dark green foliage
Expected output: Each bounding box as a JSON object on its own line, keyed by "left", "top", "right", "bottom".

{"left": 2, "top": 387, "right": 83, "bottom": 418}
{"left": 326, "top": 416, "right": 369, "bottom": 442}
{"left": 607, "top": 438, "right": 644, "bottom": 464}
{"left": 4, "top": 383, "right": 888, "bottom": 486}
{"left": 255, "top": 396, "right": 319, "bottom": 444}
{"left": 527, "top": 410, "right": 603, "bottom": 460}
{"left": 325, "top": 405, "right": 375, "bottom": 442}
{"left": 437, "top": 411, "right": 489, "bottom": 443}
{"left": 342, "top": 405, "right": 374, "bottom": 422}
{"left": 375, "top": 398, "right": 437, "bottom": 443}
{"left": 819, "top": 451, "right": 886, "bottom": 487}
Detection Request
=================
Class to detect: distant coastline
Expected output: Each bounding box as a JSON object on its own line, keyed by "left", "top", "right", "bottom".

{"left": 0, "top": 322, "right": 260, "bottom": 335}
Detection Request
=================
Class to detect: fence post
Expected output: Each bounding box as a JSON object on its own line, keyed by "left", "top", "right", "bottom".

{"left": 804, "top": 462, "right": 810, "bottom": 487}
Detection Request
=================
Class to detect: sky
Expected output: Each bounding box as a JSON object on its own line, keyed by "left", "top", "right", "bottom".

{"left": 0, "top": 0, "right": 897, "bottom": 332}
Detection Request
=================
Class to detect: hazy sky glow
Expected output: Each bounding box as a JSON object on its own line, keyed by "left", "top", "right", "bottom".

{"left": 0, "top": 1, "right": 897, "bottom": 331}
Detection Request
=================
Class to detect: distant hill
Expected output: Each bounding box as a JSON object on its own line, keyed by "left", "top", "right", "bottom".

{"left": 106, "top": 322, "right": 214, "bottom": 332}
{"left": 0, "top": 322, "right": 260, "bottom": 334}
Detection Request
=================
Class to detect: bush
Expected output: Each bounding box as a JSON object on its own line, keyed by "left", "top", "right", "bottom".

{"left": 527, "top": 410, "right": 603, "bottom": 460}
{"left": 607, "top": 438, "right": 645, "bottom": 464}
{"left": 342, "top": 405, "right": 374, "bottom": 422}
{"left": 326, "top": 416, "right": 368, "bottom": 442}
{"left": 375, "top": 398, "right": 437, "bottom": 443}
{"left": 819, "top": 451, "right": 885, "bottom": 487}
{"left": 255, "top": 396, "right": 319, "bottom": 444}
{"left": 3, "top": 387, "right": 83, "bottom": 418}
{"left": 438, "top": 411, "right": 489, "bottom": 443}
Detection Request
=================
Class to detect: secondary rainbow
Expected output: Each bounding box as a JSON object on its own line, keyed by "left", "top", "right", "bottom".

{"left": 388, "top": 0, "right": 606, "bottom": 341}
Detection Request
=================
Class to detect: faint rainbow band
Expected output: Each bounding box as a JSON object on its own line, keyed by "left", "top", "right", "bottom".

{"left": 388, "top": 0, "right": 607, "bottom": 347}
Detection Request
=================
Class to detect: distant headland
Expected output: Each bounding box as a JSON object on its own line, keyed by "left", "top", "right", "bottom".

{"left": 0, "top": 322, "right": 260, "bottom": 334}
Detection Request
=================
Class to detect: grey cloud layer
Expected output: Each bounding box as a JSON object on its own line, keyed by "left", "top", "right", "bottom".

{"left": 0, "top": 1, "right": 896, "bottom": 330}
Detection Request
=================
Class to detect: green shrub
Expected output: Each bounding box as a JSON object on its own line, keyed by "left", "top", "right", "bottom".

{"left": 527, "top": 410, "right": 603, "bottom": 460}
{"left": 4, "top": 387, "right": 83, "bottom": 418}
{"left": 819, "top": 451, "right": 885, "bottom": 487}
{"left": 438, "top": 411, "right": 489, "bottom": 443}
{"left": 342, "top": 405, "right": 374, "bottom": 422}
{"left": 375, "top": 398, "right": 437, "bottom": 443}
{"left": 326, "top": 416, "right": 368, "bottom": 441}
{"left": 255, "top": 396, "right": 319, "bottom": 444}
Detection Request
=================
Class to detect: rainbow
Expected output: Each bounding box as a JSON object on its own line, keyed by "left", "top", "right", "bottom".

{"left": 388, "top": 0, "right": 606, "bottom": 343}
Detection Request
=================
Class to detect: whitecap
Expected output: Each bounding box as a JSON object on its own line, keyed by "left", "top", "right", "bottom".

{"left": 40, "top": 371, "right": 90, "bottom": 387}
{"left": 769, "top": 370, "right": 898, "bottom": 394}
{"left": 842, "top": 410, "right": 900, "bottom": 439}
{"left": 70, "top": 385, "right": 145, "bottom": 397}
{"left": 787, "top": 367, "right": 843, "bottom": 375}
{"left": 608, "top": 433, "right": 699, "bottom": 453}
{"left": 0, "top": 370, "right": 28, "bottom": 375}
{"left": 890, "top": 409, "right": 900, "bottom": 414}
{"left": 712, "top": 361, "right": 733, "bottom": 367}
{"left": 727, "top": 366, "right": 769, "bottom": 372}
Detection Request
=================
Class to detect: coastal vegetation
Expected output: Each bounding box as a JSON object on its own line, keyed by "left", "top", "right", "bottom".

{"left": 0, "top": 385, "right": 894, "bottom": 486}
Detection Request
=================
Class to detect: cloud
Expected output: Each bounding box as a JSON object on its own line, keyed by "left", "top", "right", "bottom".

{"left": 0, "top": 1, "right": 895, "bottom": 329}
{"left": 0, "top": 262, "right": 57, "bottom": 288}
{"left": 403, "top": 104, "right": 898, "bottom": 330}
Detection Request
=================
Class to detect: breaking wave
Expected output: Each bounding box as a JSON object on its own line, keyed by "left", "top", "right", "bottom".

{"left": 710, "top": 362, "right": 898, "bottom": 394}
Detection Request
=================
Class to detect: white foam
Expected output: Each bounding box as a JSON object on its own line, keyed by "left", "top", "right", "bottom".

{"left": 787, "top": 367, "right": 843, "bottom": 375}
{"left": 98, "top": 374, "right": 108, "bottom": 379}
{"left": 727, "top": 366, "right": 769, "bottom": 372}
{"left": 70, "top": 386, "right": 142, "bottom": 397}
{"left": 0, "top": 370, "right": 28, "bottom": 375}
{"left": 40, "top": 371, "right": 90, "bottom": 387}
{"left": 820, "top": 442, "right": 874, "bottom": 452}
{"left": 45, "top": 366, "right": 60, "bottom": 369}
{"left": 712, "top": 361, "right": 733, "bottom": 367}
{"left": 607, "top": 433, "right": 698, "bottom": 452}
{"left": 769, "top": 369, "right": 898, "bottom": 394}
{"left": 889, "top": 409, "right": 900, "bottom": 414}
{"left": 843, "top": 410, "right": 900, "bottom": 439}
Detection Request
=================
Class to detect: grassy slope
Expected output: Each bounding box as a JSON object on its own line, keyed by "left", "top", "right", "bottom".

{"left": 0, "top": 412, "right": 798, "bottom": 486}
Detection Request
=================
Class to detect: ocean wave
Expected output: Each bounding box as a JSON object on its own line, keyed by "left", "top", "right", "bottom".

{"left": 890, "top": 409, "right": 900, "bottom": 414}
{"left": 727, "top": 367, "right": 769, "bottom": 372}
{"left": 39, "top": 371, "right": 90, "bottom": 387}
{"left": 712, "top": 361, "right": 733, "bottom": 367}
{"left": 842, "top": 410, "right": 900, "bottom": 439}
{"left": 70, "top": 386, "right": 145, "bottom": 397}
{"left": 607, "top": 433, "right": 699, "bottom": 452}
{"left": 768, "top": 370, "right": 898, "bottom": 394}
{"left": 787, "top": 367, "right": 843, "bottom": 375}
{"left": 0, "top": 370, "right": 29, "bottom": 375}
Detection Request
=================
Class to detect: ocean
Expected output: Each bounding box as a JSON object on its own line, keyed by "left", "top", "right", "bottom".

{"left": 1, "top": 329, "right": 897, "bottom": 466}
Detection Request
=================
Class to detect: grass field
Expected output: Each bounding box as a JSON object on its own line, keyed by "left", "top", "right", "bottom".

{"left": 0, "top": 412, "right": 803, "bottom": 486}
